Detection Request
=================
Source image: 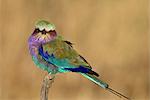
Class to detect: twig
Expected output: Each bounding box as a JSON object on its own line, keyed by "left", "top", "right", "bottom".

{"left": 40, "top": 74, "right": 55, "bottom": 100}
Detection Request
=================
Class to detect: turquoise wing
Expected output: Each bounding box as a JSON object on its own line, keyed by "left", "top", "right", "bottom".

{"left": 39, "top": 38, "right": 108, "bottom": 90}
{"left": 42, "top": 40, "right": 91, "bottom": 66}
{"left": 40, "top": 38, "right": 93, "bottom": 73}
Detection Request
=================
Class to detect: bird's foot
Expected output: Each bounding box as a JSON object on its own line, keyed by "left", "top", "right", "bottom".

{"left": 45, "top": 74, "right": 55, "bottom": 80}
{"left": 43, "top": 74, "right": 55, "bottom": 88}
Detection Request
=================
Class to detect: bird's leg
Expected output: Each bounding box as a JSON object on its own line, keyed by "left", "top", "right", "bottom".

{"left": 40, "top": 74, "right": 55, "bottom": 100}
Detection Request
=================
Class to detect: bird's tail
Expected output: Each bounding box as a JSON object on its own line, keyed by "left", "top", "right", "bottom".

{"left": 81, "top": 73, "right": 131, "bottom": 100}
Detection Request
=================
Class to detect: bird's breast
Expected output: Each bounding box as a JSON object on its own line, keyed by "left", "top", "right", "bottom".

{"left": 29, "top": 43, "right": 39, "bottom": 56}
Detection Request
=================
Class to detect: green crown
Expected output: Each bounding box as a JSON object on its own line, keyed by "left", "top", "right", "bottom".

{"left": 35, "top": 20, "right": 55, "bottom": 31}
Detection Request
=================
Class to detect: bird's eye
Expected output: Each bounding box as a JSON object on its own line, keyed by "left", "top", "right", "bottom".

{"left": 32, "top": 28, "right": 40, "bottom": 35}
{"left": 47, "top": 30, "right": 56, "bottom": 33}
{"left": 35, "top": 28, "right": 40, "bottom": 33}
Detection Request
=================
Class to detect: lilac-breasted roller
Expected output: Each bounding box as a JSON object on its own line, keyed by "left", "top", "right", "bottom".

{"left": 28, "top": 20, "right": 130, "bottom": 100}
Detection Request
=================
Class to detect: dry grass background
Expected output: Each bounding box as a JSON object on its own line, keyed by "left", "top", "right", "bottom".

{"left": 0, "top": 0, "right": 149, "bottom": 100}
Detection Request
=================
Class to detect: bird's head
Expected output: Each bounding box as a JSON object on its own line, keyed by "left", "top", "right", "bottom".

{"left": 29, "top": 20, "right": 57, "bottom": 44}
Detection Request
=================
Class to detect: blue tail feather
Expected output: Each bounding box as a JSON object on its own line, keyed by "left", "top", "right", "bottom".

{"left": 64, "top": 66, "right": 90, "bottom": 73}
{"left": 64, "top": 66, "right": 99, "bottom": 77}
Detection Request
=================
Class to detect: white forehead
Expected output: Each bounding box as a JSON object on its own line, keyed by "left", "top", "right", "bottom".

{"left": 35, "top": 20, "right": 56, "bottom": 31}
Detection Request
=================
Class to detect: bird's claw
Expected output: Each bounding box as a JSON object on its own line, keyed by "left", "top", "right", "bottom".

{"left": 46, "top": 74, "right": 55, "bottom": 80}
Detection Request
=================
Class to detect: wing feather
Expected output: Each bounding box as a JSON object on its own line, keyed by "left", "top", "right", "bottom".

{"left": 42, "top": 39, "right": 91, "bottom": 69}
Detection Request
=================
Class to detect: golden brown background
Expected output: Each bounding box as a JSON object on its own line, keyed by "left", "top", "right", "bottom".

{"left": 0, "top": 0, "right": 149, "bottom": 100}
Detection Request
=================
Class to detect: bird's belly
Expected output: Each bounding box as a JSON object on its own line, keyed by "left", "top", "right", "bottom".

{"left": 32, "top": 56, "right": 58, "bottom": 74}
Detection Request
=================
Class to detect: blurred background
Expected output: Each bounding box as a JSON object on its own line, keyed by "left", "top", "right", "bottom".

{"left": 0, "top": 0, "right": 149, "bottom": 100}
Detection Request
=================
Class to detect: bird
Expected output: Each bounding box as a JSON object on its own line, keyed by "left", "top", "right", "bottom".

{"left": 28, "top": 20, "right": 130, "bottom": 100}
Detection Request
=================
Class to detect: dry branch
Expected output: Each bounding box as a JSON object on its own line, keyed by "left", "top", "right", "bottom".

{"left": 40, "top": 74, "right": 55, "bottom": 100}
